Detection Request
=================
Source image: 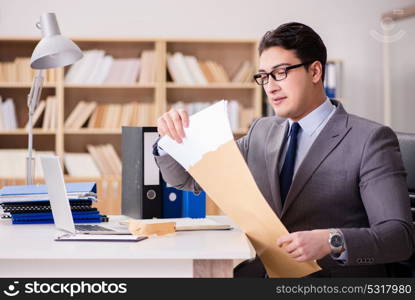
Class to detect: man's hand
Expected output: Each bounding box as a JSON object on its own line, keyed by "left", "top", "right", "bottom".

{"left": 156, "top": 108, "right": 189, "bottom": 143}
{"left": 276, "top": 229, "right": 331, "bottom": 262}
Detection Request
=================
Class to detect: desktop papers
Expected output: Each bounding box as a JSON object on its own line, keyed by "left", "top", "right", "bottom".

{"left": 159, "top": 100, "right": 321, "bottom": 277}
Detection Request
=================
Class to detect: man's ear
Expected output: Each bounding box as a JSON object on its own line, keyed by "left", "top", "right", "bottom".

{"left": 309, "top": 61, "right": 323, "bottom": 84}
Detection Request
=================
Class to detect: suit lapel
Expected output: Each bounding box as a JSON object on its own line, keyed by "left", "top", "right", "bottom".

{"left": 265, "top": 119, "right": 288, "bottom": 217}
{"left": 281, "top": 103, "right": 351, "bottom": 217}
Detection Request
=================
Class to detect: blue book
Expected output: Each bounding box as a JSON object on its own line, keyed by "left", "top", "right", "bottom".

{"left": 182, "top": 191, "right": 206, "bottom": 218}
{"left": 162, "top": 182, "right": 183, "bottom": 218}
{"left": 0, "top": 182, "right": 97, "bottom": 196}
{"left": 11, "top": 211, "right": 105, "bottom": 224}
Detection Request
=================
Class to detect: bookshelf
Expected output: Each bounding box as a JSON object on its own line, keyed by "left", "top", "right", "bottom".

{"left": 0, "top": 37, "right": 262, "bottom": 214}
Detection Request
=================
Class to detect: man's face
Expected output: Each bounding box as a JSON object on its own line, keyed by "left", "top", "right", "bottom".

{"left": 259, "top": 46, "right": 314, "bottom": 120}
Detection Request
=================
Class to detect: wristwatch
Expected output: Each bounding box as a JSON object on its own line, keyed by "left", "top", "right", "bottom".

{"left": 328, "top": 229, "right": 345, "bottom": 254}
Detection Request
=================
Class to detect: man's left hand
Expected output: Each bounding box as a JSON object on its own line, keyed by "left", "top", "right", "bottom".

{"left": 276, "top": 229, "right": 331, "bottom": 262}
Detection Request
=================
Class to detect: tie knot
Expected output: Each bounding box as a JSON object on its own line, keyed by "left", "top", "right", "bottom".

{"left": 290, "top": 122, "right": 300, "bottom": 138}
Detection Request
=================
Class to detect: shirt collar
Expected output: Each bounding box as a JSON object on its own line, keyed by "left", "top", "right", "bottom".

{"left": 288, "top": 97, "right": 335, "bottom": 136}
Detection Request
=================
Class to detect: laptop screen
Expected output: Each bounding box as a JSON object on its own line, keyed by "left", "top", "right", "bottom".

{"left": 40, "top": 155, "right": 76, "bottom": 234}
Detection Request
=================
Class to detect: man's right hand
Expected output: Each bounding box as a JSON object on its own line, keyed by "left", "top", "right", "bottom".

{"left": 156, "top": 108, "right": 189, "bottom": 143}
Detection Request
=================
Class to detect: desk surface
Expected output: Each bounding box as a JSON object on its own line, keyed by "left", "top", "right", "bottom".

{"left": 0, "top": 215, "right": 255, "bottom": 261}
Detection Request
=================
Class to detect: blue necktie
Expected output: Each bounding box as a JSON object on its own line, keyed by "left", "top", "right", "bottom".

{"left": 279, "top": 122, "right": 301, "bottom": 206}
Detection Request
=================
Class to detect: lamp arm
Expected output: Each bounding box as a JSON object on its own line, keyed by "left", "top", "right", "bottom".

{"left": 27, "top": 70, "right": 44, "bottom": 114}
{"left": 26, "top": 69, "right": 44, "bottom": 185}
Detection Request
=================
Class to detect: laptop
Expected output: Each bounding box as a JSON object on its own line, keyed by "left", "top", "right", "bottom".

{"left": 40, "top": 155, "right": 131, "bottom": 235}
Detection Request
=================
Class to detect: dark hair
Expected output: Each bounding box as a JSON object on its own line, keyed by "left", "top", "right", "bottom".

{"left": 258, "top": 22, "right": 327, "bottom": 82}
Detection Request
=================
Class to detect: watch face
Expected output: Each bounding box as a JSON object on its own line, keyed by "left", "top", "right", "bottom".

{"left": 331, "top": 235, "right": 343, "bottom": 247}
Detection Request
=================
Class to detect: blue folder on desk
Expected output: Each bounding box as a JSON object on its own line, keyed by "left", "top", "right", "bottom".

{"left": 162, "top": 182, "right": 183, "bottom": 218}
{"left": 182, "top": 191, "right": 206, "bottom": 219}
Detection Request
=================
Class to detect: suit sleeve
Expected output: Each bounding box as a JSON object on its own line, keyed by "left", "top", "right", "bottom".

{"left": 340, "top": 126, "right": 415, "bottom": 265}
{"left": 153, "top": 119, "right": 260, "bottom": 193}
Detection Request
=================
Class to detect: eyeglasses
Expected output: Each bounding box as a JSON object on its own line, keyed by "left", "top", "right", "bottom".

{"left": 253, "top": 61, "right": 312, "bottom": 85}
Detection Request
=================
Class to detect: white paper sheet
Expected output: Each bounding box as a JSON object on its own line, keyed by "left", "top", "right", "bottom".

{"left": 158, "top": 100, "right": 234, "bottom": 170}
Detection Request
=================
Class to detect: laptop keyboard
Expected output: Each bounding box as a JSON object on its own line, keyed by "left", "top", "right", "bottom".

{"left": 75, "top": 224, "right": 115, "bottom": 232}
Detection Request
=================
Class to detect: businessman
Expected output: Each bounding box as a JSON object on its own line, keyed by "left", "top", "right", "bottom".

{"left": 153, "top": 22, "right": 414, "bottom": 277}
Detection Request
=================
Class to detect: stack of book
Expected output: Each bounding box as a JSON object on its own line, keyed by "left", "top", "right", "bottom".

{"left": 167, "top": 52, "right": 253, "bottom": 85}
{"left": 0, "top": 57, "right": 56, "bottom": 83}
{"left": 0, "top": 182, "right": 107, "bottom": 224}
{"left": 64, "top": 101, "right": 155, "bottom": 129}
{"left": 64, "top": 49, "right": 156, "bottom": 84}
{"left": 65, "top": 144, "right": 121, "bottom": 177}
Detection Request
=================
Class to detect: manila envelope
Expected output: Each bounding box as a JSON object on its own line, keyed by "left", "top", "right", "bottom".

{"left": 188, "top": 140, "right": 321, "bottom": 278}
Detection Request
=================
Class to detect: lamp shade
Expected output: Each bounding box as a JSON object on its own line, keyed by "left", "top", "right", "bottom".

{"left": 30, "top": 13, "right": 83, "bottom": 69}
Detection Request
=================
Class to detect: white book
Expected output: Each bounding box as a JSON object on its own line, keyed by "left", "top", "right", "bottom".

{"left": 84, "top": 51, "right": 106, "bottom": 84}
{"left": 42, "top": 96, "right": 53, "bottom": 130}
{"left": 70, "top": 50, "right": 98, "bottom": 84}
{"left": 3, "top": 98, "right": 17, "bottom": 130}
{"left": 0, "top": 149, "right": 27, "bottom": 177}
{"left": 173, "top": 52, "right": 195, "bottom": 85}
{"left": 64, "top": 50, "right": 87, "bottom": 83}
{"left": 327, "top": 62, "right": 336, "bottom": 90}
{"left": 185, "top": 56, "right": 207, "bottom": 85}
{"left": 0, "top": 96, "right": 3, "bottom": 130}
{"left": 64, "top": 152, "right": 101, "bottom": 177}
{"left": 139, "top": 51, "right": 154, "bottom": 84}
{"left": 95, "top": 55, "right": 114, "bottom": 84}
{"left": 167, "top": 54, "right": 182, "bottom": 83}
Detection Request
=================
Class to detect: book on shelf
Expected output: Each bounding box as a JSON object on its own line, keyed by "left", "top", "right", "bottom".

{"left": 138, "top": 50, "right": 155, "bottom": 84}
{"left": 64, "top": 153, "right": 101, "bottom": 177}
{"left": 85, "top": 144, "right": 121, "bottom": 177}
{"left": 0, "top": 150, "right": 54, "bottom": 178}
{"left": 41, "top": 96, "right": 58, "bottom": 130}
{"left": 64, "top": 144, "right": 121, "bottom": 178}
{"left": 65, "top": 101, "right": 155, "bottom": 129}
{"left": 231, "top": 60, "right": 254, "bottom": 83}
{"left": 0, "top": 58, "right": 56, "bottom": 83}
{"left": 167, "top": 52, "right": 240, "bottom": 85}
{"left": 0, "top": 96, "right": 18, "bottom": 130}
{"left": 25, "top": 100, "right": 46, "bottom": 129}
{"left": 64, "top": 49, "right": 155, "bottom": 85}
{"left": 170, "top": 100, "right": 254, "bottom": 132}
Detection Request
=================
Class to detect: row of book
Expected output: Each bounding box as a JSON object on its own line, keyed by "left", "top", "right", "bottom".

{"left": 64, "top": 101, "right": 155, "bottom": 129}
{"left": 0, "top": 96, "right": 58, "bottom": 131}
{"left": 64, "top": 49, "right": 156, "bottom": 84}
{"left": 0, "top": 182, "right": 107, "bottom": 224}
{"left": 171, "top": 100, "right": 255, "bottom": 132}
{"left": 0, "top": 143, "right": 121, "bottom": 179}
{"left": 0, "top": 149, "right": 54, "bottom": 178}
{"left": 0, "top": 96, "right": 17, "bottom": 130}
{"left": 30, "top": 96, "right": 58, "bottom": 130}
{"left": 0, "top": 58, "right": 56, "bottom": 83}
{"left": 324, "top": 61, "right": 342, "bottom": 99}
{"left": 65, "top": 144, "right": 121, "bottom": 177}
{"left": 167, "top": 52, "right": 254, "bottom": 85}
